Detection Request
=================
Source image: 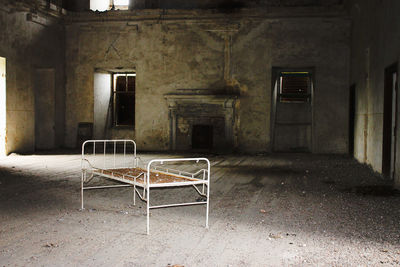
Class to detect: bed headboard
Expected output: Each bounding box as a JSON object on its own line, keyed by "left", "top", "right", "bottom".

{"left": 81, "top": 139, "right": 137, "bottom": 170}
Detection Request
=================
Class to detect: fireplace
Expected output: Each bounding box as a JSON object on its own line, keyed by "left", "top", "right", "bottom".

{"left": 165, "top": 89, "right": 238, "bottom": 151}
{"left": 192, "top": 125, "right": 213, "bottom": 150}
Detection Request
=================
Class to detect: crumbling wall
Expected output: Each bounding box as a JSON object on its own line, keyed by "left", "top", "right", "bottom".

{"left": 232, "top": 18, "right": 350, "bottom": 152}
{"left": 144, "top": 0, "right": 344, "bottom": 9}
{"left": 0, "top": 4, "right": 65, "bottom": 154}
{"left": 65, "top": 21, "right": 224, "bottom": 150}
{"left": 65, "top": 8, "right": 350, "bottom": 153}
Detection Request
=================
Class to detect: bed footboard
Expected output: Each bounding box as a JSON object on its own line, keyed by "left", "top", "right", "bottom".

{"left": 145, "top": 158, "right": 210, "bottom": 235}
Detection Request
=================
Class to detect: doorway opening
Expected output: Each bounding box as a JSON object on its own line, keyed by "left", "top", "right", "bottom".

{"left": 0, "top": 57, "right": 6, "bottom": 156}
{"left": 382, "top": 63, "right": 398, "bottom": 179}
{"left": 271, "top": 69, "right": 314, "bottom": 152}
{"left": 192, "top": 125, "right": 213, "bottom": 150}
{"left": 349, "top": 84, "right": 356, "bottom": 156}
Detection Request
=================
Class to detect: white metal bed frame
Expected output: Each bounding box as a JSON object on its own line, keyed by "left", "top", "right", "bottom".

{"left": 81, "top": 139, "right": 210, "bottom": 235}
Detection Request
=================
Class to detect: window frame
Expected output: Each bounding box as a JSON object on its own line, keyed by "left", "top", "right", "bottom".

{"left": 278, "top": 71, "right": 312, "bottom": 103}
{"left": 112, "top": 72, "right": 136, "bottom": 128}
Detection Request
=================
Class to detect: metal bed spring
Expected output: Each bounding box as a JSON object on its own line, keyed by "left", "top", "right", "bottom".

{"left": 81, "top": 140, "right": 210, "bottom": 235}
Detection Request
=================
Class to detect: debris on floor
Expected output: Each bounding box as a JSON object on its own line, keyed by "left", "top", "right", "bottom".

{"left": 43, "top": 243, "right": 58, "bottom": 248}
{"left": 269, "top": 233, "right": 283, "bottom": 239}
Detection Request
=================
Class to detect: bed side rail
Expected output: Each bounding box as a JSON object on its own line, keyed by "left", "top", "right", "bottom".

{"left": 81, "top": 139, "right": 137, "bottom": 170}
{"left": 146, "top": 158, "right": 210, "bottom": 185}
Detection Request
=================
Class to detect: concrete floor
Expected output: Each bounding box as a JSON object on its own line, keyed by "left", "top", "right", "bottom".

{"left": 1, "top": 152, "right": 400, "bottom": 266}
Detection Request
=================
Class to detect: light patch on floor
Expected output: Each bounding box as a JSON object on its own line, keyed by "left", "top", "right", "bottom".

{"left": 0, "top": 152, "right": 400, "bottom": 266}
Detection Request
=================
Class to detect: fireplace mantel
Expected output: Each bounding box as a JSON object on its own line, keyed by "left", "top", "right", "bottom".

{"left": 164, "top": 91, "right": 238, "bottom": 151}
{"left": 165, "top": 93, "right": 237, "bottom": 107}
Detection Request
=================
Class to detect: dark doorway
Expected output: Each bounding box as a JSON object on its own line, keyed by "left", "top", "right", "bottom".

{"left": 382, "top": 63, "right": 398, "bottom": 178}
{"left": 349, "top": 84, "right": 356, "bottom": 156}
{"left": 192, "top": 125, "right": 213, "bottom": 150}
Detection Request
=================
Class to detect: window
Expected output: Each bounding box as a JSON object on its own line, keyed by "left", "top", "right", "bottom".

{"left": 278, "top": 72, "right": 311, "bottom": 103}
{"left": 90, "top": 0, "right": 129, "bottom": 11}
{"left": 113, "top": 73, "right": 135, "bottom": 127}
{"left": 112, "top": 0, "right": 129, "bottom": 10}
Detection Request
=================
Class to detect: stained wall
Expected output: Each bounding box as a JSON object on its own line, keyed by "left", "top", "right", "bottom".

{"left": 349, "top": 0, "right": 400, "bottom": 184}
{"left": 64, "top": 7, "right": 350, "bottom": 152}
{"left": 0, "top": 2, "right": 65, "bottom": 154}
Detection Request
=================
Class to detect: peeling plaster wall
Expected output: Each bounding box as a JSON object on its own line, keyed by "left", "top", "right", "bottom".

{"left": 232, "top": 18, "right": 350, "bottom": 152}
{"left": 82, "top": 0, "right": 346, "bottom": 10}
{"left": 65, "top": 9, "right": 350, "bottom": 153}
{"left": 65, "top": 20, "right": 225, "bottom": 150}
{"left": 145, "top": 0, "right": 344, "bottom": 9}
{"left": 350, "top": 0, "right": 400, "bottom": 184}
{"left": 0, "top": 6, "right": 65, "bottom": 154}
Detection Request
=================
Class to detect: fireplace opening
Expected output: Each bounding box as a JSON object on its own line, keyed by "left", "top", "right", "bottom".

{"left": 192, "top": 125, "right": 213, "bottom": 150}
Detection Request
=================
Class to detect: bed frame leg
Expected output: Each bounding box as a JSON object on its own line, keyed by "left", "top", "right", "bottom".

{"left": 206, "top": 183, "right": 210, "bottom": 229}
{"left": 147, "top": 187, "right": 150, "bottom": 235}
{"left": 202, "top": 170, "right": 205, "bottom": 195}
{"left": 133, "top": 185, "right": 136, "bottom": 206}
{"left": 81, "top": 171, "right": 84, "bottom": 210}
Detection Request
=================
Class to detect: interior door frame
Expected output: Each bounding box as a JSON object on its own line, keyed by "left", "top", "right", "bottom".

{"left": 382, "top": 62, "right": 398, "bottom": 179}
{"left": 349, "top": 84, "right": 356, "bottom": 156}
{"left": 270, "top": 67, "right": 315, "bottom": 152}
